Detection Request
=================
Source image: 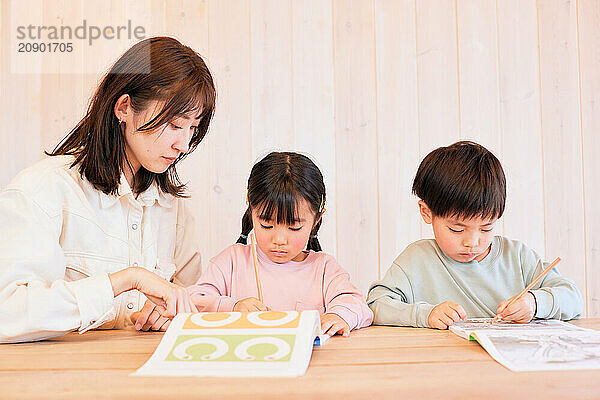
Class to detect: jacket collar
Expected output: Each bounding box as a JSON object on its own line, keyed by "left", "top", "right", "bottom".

{"left": 98, "top": 174, "right": 174, "bottom": 209}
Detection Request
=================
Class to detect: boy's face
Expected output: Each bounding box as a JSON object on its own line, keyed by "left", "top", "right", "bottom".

{"left": 418, "top": 201, "right": 497, "bottom": 263}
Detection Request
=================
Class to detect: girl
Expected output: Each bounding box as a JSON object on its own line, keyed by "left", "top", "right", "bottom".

{"left": 187, "top": 152, "right": 373, "bottom": 336}
{"left": 0, "top": 37, "right": 215, "bottom": 343}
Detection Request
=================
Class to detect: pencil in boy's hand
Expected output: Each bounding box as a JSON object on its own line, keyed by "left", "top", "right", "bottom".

{"left": 493, "top": 256, "right": 561, "bottom": 322}
{"left": 250, "top": 232, "right": 263, "bottom": 303}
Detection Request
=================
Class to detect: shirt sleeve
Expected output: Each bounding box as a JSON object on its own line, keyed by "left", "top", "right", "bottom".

{"left": 367, "top": 262, "right": 435, "bottom": 328}
{"left": 187, "top": 260, "right": 239, "bottom": 312}
{"left": 322, "top": 257, "right": 373, "bottom": 330}
{"left": 171, "top": 200, "right": 202, "bottom": 287}
{"left": 523, "top": 251, "right": 584, "bottom": 320}
{"left": 0, "top": 189, "right": 115, "bottom": 343}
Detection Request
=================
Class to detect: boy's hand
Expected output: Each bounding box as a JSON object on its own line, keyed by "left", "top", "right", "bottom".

{"left": 428, "top": 301, "right": 467, "bottom": 330}
{"left": 320, "top": 313, "right": 350, "bottom": 337}
{"left": 496, "top": 292, "right": 536, "bottom": 323}
{"left": 131, "top": 299, "right": 172, "bottom": 331}
{"left": 233, "top": 297, "right": 269, "bottom": 312}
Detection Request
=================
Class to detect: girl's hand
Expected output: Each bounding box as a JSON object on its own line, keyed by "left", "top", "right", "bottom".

{"left": 233, "top": 297, "right": 269, "bottom": 312}
{"left": 496, "top": 292, "right": 536, "bottom": 323}
{"left": 320, "top": 313, "right": 350, "bottom": 337}
{"left": 427, "top": 301, "right": 467, "bottom": 330}
{"left": 109, "top": 267, "right": 197, "bottom": 318}
{"left": 131, "top": 299, "right": 172, "bottom": 331}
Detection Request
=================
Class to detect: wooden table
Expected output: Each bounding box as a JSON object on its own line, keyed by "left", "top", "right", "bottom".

{"left": 2, "top": 319, "right": 600, "bottom": 399}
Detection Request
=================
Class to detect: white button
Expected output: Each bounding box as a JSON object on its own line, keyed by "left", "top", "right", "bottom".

{"left": 132, "top": 262, "right": 139, "bottom": 268}
{"left": 131, "top": 223, "right": 138, "bottom": 230}
{"left": 127, "top": 303, "right": 134, "bottom": 310}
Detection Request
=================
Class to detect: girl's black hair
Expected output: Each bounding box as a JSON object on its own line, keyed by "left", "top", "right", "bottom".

{"left": 236, "top": 152, "right": 326, "bottom": 252}
{"left": 412, "top": 141, "right": 506, "bottom": 220}
{"left": 47, "top": 36, "right": 216, "bottom": 197}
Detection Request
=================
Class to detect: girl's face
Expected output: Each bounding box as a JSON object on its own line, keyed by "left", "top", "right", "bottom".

{"left": 251, "top": 198, "right": 317, "bottom": 264}
{"left": 121, "top": 100, "right": 199, "bottom": 181}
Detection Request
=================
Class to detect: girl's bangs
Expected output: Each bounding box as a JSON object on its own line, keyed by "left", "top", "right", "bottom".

{"left": 256, "top": 189, "right": 302, "bottom": 226}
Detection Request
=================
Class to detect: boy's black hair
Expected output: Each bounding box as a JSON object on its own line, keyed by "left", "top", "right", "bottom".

{"left": 412, "top": 141, "right": 506, "bottom": 220}
{"left": 236, "top": 152, "right": 326, "bottom": 252}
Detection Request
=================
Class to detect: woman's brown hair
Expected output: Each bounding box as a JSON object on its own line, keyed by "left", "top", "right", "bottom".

{"left": 48, "top": 36, "right": 216, "bottom": 197}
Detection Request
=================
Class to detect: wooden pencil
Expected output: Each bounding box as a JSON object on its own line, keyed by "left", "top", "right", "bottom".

{"left": 494, "top": 256, "right": 561, "bottom": 321}
{"left": 250, "top": 232, "right": 263, "bottom": 302}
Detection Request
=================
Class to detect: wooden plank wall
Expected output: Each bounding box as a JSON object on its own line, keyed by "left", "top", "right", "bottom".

{"left": 1, "top": 0, "right": 598, "bottom": 315}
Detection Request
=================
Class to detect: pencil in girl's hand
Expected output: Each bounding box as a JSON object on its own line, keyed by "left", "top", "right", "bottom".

{"left": 249, "top": 232, "right": 263, "bottom": 302}
{"left": 494, "top": 256, "right": 562, "bottom": 322}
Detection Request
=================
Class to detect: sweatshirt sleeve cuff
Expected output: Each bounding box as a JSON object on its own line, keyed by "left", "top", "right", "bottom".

{"left": 530, "top": 289, "right": 554, "bottom": 319}
{"left": 416, "top": 302, "right": 436, "bottom": 328}
{"left": 216, "top": 296, "right": 238, "bottom": 312}
{"left": 66, "top": 274, "right": 115, "bottom": 332}
{"left": 327, "top": 305, "right": 359, "bottom": 330}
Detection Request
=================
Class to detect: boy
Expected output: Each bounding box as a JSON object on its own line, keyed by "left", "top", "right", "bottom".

{"left": 367, "top": 141, "right": 583, "bottom": 329}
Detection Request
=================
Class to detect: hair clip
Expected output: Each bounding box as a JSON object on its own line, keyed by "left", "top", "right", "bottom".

{"left": 240, "top": 234, "right": 248, "bottom": 239}
{"left": 318, "top": 195, "right": 324, "bottom": 213}
{"left": 310, "top": 234, "right": 318, "bottom": 239}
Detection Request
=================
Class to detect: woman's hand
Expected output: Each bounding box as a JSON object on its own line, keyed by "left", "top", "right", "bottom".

{"left": 131, "top": 300, "right": 172, "bottom": 331}
{"left": 109, "top": 267, "right": 196, "bottom": 318}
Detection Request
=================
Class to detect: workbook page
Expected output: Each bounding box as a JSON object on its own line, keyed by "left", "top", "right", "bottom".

{"left": 449, "top": 318, "right": 587, "bottom": 340}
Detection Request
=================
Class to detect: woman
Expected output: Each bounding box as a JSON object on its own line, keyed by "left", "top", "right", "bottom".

{"left": 0, "top": 37, "right": 215, "bottom": 343}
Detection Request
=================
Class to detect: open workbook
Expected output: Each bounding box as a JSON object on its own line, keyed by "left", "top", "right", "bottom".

{"left": 450, "top": 318, "right": 600, "bottom": 371}
{"left": 134, "top": 310, "right": 323, "bottom": 377}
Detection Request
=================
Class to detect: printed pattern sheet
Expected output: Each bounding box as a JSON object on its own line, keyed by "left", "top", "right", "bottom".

{"left": 134, "top": 310, "right": 320, "bottom": 377}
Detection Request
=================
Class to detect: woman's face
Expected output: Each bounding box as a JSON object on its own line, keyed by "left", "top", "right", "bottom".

{"left": 121, "top": 100, "right": 199, "bottom": 179}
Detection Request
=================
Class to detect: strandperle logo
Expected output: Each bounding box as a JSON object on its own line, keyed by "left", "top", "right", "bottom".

{"left": 16, "top": 19, "right": 146, "bottom": 45}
